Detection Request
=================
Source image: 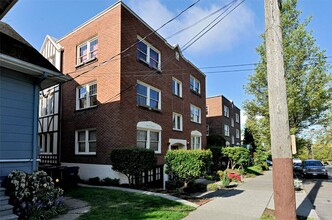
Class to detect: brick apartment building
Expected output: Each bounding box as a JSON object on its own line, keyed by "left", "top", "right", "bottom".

{"left": 39, "top": 1, "right": 206, "bottom": 186}
{"left": 206, "top": 95, "right": 241, "bottom": 146}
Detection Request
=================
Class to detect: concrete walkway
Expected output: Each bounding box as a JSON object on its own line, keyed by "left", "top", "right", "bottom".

{"left": 52, "top": 197, "right": 90, "bottom": 220}
{"left": 184, "top": 170, "right": 319, "bottom": 220}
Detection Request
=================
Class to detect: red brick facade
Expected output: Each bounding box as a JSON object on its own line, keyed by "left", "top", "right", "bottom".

{"left": 206, "top": 95, "right": 241, "bottom": 146}
{"left": 58, "top": 3, "right": 206, "bottom": 166}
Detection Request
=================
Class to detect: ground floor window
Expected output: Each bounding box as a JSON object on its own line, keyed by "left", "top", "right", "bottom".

{"left": 190, "top": 130, "right": 202, "bottom": 150}
{"left": 137, "top": 121, "right": 162, "bottom": 153}
{"left": 75, "top": 129, "right": 96, "bottom": 155}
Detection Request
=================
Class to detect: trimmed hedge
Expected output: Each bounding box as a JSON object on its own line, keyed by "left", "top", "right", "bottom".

{"left": 165, "top": 149, "right": 212, "bottom": 188}
{"left": 110, "top": 148, "right": 156, "bottom": 185}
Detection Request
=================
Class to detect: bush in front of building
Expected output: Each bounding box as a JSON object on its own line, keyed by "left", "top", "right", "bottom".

{"left": 165, "top": 149, "right": 212, "bottom": 189}
{"left": 110, "top": 148, "right": 156, "bottom": 186}
{"left": 222, "top": 146, "right": 250, "bottom": 170}
{"left": 6, "top": 170, "right": 65, "bottom": 219}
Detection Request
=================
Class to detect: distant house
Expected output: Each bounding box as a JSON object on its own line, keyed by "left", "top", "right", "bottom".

{"left": 0, "top": 21, "right": 68, "bottom": 181}
{"left": 206, "top": 95, "right": 241, "bottom": 146}
{"left": 40, "top": 1, "right": 207, "bottom": 187}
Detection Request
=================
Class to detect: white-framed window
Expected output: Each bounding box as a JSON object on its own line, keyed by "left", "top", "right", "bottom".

{"left": 224, "top": 105, "right": 229, "bottom": 117}
{"left": 172, "top": 112, "right": 183, "bottom": 131}
{"left": 136, "top": 81, "right": 161, "bottom": 110}
{"left": 190, "top": 104, "right": 201, "bottom": 123}
{"left": 191, "top": 130, "right": 202, "bottom": 150}
{"left": 226, "top": 141, "right": 230, "bottom": 147}
{"left": 224, "top": 124, "right": 230, "bottom": 136}
{"left": 231, "top": 118, "right": 234, "bottom": 127}
{"left": 236, "top": 129, "right": 240, "bottom": 139}
{"left": 39, "top": 91, "right": 54, "bottom": 116}
{"left": 236, "top": 113, "right": 240, "bottom": 123}
{"left": 76, "top": 82, "right": 97, "bottom": 110}
{"left": 137, "top": 121, "right": 162, "bottom": 153}
{"left": 231, "top": 136, "right": 235, "bottom": 145}
{"left": 75, "top": 129, "right": 96, "bottom": 155}
{"left": 190, "top": 75, "right": 200, "bottom": 94}
{"left": 137, "top": 36, "right": 161, "bottom": 70}
{"left": 77, "top": 37, "right": 98, "bottom": 65}
{"left": 172, "top": 77, "right": 182, "bottom": 97}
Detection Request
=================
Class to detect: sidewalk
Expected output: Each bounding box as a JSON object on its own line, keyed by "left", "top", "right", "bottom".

{"left": 184, "top": 170, "right": 319, "bottom": 220}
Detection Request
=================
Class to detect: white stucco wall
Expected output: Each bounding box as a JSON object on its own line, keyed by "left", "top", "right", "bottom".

{"left": 61, "top": 163, "right": 129, "bottom": 184}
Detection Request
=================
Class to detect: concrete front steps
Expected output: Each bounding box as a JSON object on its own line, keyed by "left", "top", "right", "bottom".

{"left": 0, "top": 187, "right": 18, "bottom": 220}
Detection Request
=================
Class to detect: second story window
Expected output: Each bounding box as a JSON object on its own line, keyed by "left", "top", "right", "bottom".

{"left": 172, "top": 112, "right": 183, "bottom": 131}
{"left": 190, "top": 75, "right": 200, "bottom": 94}
{"left": 136, "top": 81, "right": 161, "bottom": 110}
{"left": 190, "top": 104, "right": 201, "bottom": 123}
{"left": 172, "top": 77, "right": 182, "bottom": 97}
{"left": 76, "top": 82, "right": 97, "bottom": 110}
{"left": 236, "top": 113, "right": 240, "bottom": 123}
{"left": 231, "top": 118, "right": 234, "bottom": 127}
{"left": 224, "top": 105, "right": 229, "bottom": 117}
{"left": 137, "top": 37, "right": 161, "bottom": 70}
{"left": 236, "top": 129, "right": 240, "bottom": 139}
{"left": 77, "top": 37, "right": 98, "bottom": 65}
{"left": 224, "top": 124, "right": 230, "bottom": 136}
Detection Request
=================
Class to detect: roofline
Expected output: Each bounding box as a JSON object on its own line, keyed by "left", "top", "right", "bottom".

{"left": 206, "top": 94, "right": 241, "bottom": 110}
{"left": 56, "top": 1, "right": 206, "bottom": 77}
{"left": 0, "top": 53, "right": 70, "bottom": 82}
{"left": 40, "top": 35, "right": 63, "bottom": 53}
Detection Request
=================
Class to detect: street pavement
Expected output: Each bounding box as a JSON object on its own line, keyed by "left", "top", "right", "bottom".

{"left": 301, "top": 165, "right": 332, "bottom": 220}
{"left": 184, "top": 170, "right": 319, "bottom": 220}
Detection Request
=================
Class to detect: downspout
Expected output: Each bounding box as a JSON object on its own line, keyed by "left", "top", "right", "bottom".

{"left": 32, "top": 72, "right": 48, "bottom": 171}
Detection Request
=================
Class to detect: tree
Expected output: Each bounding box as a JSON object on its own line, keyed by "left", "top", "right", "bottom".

{"left": 165, "top": 150, "right": 212, "bottom": 188}
{"left": 110, "top": 148, "right": 156, "bottom": 185}
{"left": 222, "top": 147, "right": 250, "bottom": 170}
{"left": 244, "top": 0, "right": 332, "bottom": 148}
{"left": 207, "top": 134, "right": 226, "bottom": 147}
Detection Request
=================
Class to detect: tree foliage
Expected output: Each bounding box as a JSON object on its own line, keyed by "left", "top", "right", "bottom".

{"left": 110, "top": 148, "right": 156, "bottom": 185}
{"left": 222, "top": 147, "right": 250, "bottom": 170}
{"left": 165, "top": 150, "right": 212, "bottom": 188}
{"left": 243, "top": 0, "right": 332, "bottom": 148}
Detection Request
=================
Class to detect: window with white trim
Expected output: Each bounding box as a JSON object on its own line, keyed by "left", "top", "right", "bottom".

{"left": 136, "top": 81, "right": 161, "bottom": 110}
{"left": 172, "top": 77, "right": 182, "bottom": 97}
{"left": 75, "top": 129, "right": 96, "bottom": 155}
{"left": 172, "top": 112, "right": 183, "bottom": 131}
{"left": 190, "top": 75, "right": 200, "bottom": 94}
{"left": 137, "top": 37, "right": 161, "bottom": 70}
{"left": 76, "top": 82, "right": 97, "bottom": 110}
{"left": 224, "top": 105, "right": 229, "bottom": 117}
{"left": 236, "top": 129, "right": 240, "bottom": 139}
{"left": 231, "top": 118, "right": 234, "bottom": 127}
{"left": 39, "top": 91, "right": 54, "bottom": 116}
{"left": 224, "top": 124, "right": 230, "bottom": 136}
{"left": 231, "top": 135, "right": 235, "bottom": 145}
{"left": 137, "top": 121, "right": 162, "bottom": 153}
{"left": 226, "top": 141, "right": 230, "bottom": 147}
{"left": 77, "top": 37, "right": 98, "bottom": 65}
{"left": 191, "top": 131, "right": 202, "bottom": 150}
{"left": 236, "top": 113, "right": 240, "bottom": 123}
{"left": 190, "top": 104, "right": 201, "bottom": 123}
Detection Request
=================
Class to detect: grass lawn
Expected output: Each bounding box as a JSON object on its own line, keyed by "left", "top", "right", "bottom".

{"left": 66, "top": 187, "right": 195, "bottom": 220}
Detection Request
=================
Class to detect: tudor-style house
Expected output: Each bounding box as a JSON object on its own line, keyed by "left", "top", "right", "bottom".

{"left": 206, "top": 95, "right": 241, "bottom": 146}
{"left": 40, "top": 1, "right": 206, "bottom": 187}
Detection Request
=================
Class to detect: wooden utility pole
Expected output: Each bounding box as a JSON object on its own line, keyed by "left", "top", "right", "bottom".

{"left": 264, "top": 0, "right": 296, "bottom": 219}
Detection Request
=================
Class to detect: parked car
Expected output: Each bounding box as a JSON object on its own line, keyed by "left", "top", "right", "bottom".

{"left": 266, "top": 160, "right": 273, "bottom": 166}
{"left": 301, "top": 159, "right": 328, "bottom": 179}
{"left": 293, "top": 158, "right": 302, "bottom": 172}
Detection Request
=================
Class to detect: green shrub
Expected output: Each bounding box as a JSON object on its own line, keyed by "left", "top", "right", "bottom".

{"left": 88, "top": 177, "right": 100, "bottom": 185}
{"left": 208, "top": 146, "right": 223, "bottom": 171}
{"left": 243, "top": 166, "right": 263, "bottom": 177}
{"left": 6, "top": 170, "right": 65, "bottom": 219}
{"left": 222, "top": 147, "right": 250, "bottom": 169}
{"left": 184, "top": 182, "right": 207, "bottom": 193}
{"left": 102, "top": 177, "right": 120, "bottom": 186}
{"left": 217, "top": 170, "right": 231, "bottom": 187}
{"left": 110, "top": 148, "right": 156, "bottom": 186}
{"left": 165, "top": 149, "right": 212, "bottom": 188}
{"left": 207, "top": 183, "right": 220, "bottom": 191}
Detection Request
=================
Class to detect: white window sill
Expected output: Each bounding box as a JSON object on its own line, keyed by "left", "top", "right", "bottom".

{"left": 75, "top": 152, "right": 96, "bottom": 155}
{"left": 76, "top": 57, "right": 97, "bottom": 68}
